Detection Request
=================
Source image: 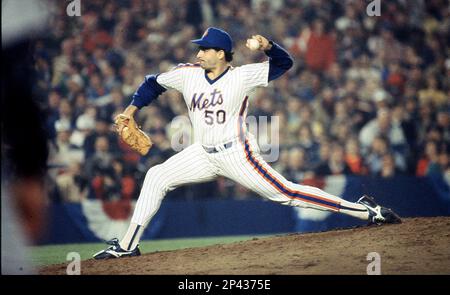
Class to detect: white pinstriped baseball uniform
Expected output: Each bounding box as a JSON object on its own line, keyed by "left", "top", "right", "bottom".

{"left": 130, "top": 61, "right": 369, "bottom": 230}
{"left": 91, "top": 29, "right": 396, "bottom": 258}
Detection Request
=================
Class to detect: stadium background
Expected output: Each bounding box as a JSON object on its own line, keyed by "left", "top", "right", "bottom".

{"left": 3, "top": 0, "right": 450, "bottom": 269}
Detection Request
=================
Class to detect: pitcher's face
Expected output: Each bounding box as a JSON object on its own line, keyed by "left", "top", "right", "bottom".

{"left": 196, "top": 47, "right": 224, "bottom": 70}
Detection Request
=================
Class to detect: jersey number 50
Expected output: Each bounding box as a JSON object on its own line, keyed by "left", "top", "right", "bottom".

{"left": 205, "top": 110, "right": 226, "bottom": 125}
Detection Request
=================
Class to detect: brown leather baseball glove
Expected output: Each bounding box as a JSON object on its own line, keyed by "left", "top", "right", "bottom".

{"left": 114, "top": 114, "right": 152, "bottom": 156}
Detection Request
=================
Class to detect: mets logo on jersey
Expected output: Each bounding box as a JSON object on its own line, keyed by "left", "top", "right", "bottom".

{"left": 189, "top": 89, "right": 224, "bottom": 111}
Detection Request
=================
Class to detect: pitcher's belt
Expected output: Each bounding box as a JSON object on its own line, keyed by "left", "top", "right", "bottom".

{"left": 202, "top": 141, "right": 233, "bottom": 153}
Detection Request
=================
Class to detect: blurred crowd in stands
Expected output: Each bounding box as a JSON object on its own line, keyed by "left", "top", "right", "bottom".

{"left": 33, "top": 0, "right": 449, "bottom": 204}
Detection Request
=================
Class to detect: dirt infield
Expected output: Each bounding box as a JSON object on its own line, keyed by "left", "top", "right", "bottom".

{"left": 40, "top": 217, "right": 450, "bottom": 275}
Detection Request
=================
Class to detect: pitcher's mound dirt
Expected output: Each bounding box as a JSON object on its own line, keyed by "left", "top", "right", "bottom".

{"left": 40, "top": 216, "right": 450, "bottom": 275}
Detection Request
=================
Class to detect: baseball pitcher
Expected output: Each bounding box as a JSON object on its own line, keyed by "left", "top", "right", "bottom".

{"left": 94, "top": 27, "right": 401, "bottom": 259}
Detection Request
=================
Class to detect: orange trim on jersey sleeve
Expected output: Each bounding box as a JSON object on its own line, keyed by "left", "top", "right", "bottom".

{"left": 174, "top": 63, "right": 201, "bottom": 70}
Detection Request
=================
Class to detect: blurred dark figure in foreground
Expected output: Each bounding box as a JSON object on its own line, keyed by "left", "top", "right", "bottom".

{"left": 1, "top": 0, "right": 50, "bottom": 274}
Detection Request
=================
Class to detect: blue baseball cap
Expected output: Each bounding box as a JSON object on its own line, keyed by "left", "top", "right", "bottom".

{"left": 191, "top": 27, "right": 233, "bottom": 53}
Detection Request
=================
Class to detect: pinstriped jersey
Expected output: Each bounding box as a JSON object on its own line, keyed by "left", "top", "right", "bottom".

{"left": 156, "top": 62, "right": 270, "bottom": 146}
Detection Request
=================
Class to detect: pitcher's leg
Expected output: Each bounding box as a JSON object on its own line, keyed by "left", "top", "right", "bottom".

{"left": 120, "top": 143, "right": 217, "bottom": 250}
{"left": 219, "top": 139, "right": 369, "bottom": 220}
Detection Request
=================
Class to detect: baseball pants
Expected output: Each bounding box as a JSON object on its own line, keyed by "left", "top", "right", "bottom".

{"left": 130, "top": 136, "right": 368, "bottom": 227}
